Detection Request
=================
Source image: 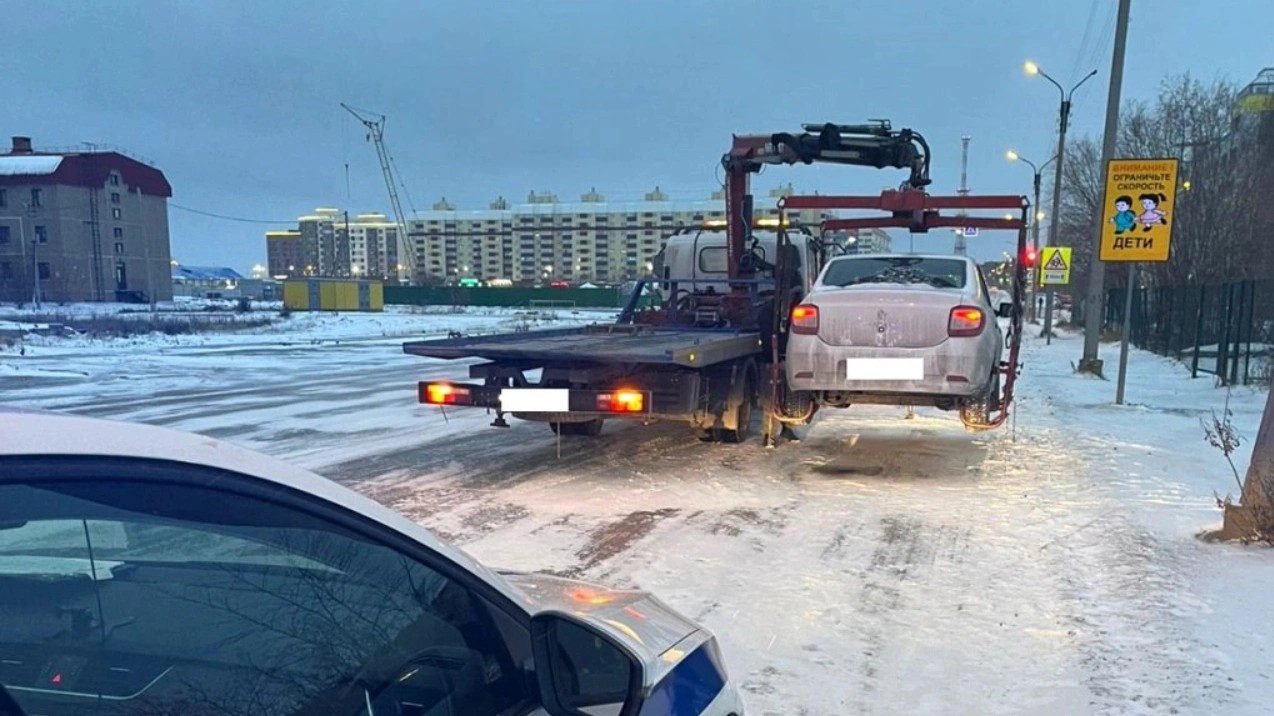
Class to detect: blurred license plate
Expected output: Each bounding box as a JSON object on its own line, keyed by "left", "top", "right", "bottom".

{"left": 845, "top": 358, "right": 924, "bottom": 381}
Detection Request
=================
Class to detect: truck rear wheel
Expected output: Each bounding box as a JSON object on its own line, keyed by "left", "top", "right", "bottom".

{"left": 715, "top": 368, "right": 755, "bottom": 444}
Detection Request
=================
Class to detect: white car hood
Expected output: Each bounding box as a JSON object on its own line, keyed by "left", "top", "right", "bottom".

{"left": 497, "top": 570, "right": 704, "bottom": 666}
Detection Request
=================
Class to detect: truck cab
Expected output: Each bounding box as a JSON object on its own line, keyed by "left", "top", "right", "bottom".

{"left": 653, "top": 221, "right": 826, "bottom": 306}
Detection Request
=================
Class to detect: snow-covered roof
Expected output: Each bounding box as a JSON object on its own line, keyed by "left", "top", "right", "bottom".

{"left": 172, "top": 266, "right": 244, "bottom": 281}
{"left": 0, "top": 155, "right": 64, "bottom": 176}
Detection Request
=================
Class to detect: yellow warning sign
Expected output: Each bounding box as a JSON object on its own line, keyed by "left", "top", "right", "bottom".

{"left": 1098, "top": 158, "right": 1179, "bottom": 262}
{"left": 1039, "top": 246, "right": 1071, "bottom": 285}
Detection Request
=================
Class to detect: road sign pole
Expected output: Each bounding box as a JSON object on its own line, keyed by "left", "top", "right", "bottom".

{"left": 1028, "top": 173, "right": 1042, "bottom": 323}
{"left": 1114, "top": 262, "right": 1136, "bottom": 405}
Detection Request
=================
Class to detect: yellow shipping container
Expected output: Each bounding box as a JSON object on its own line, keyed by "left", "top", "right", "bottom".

{"left": 339, "top": 281, "right": 359, "bottom": 310}
{"left": 281, "top": 279, "right": 384, "bottom": 312}
{"left": 283, "top": 281, "right": 310, "bottom": 310}
{"left": 319, "top": 281, "right": 337, "bottom": 309}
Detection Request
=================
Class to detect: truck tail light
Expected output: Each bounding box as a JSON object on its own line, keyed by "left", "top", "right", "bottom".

{"left": 597, "top": 390, "right": 644, "bottom": 412}
{"left": 421, "top": 382, "right": 471, "bottom": 405}
{"left": 790, "top": 304, "right": 819, "bottom": 335}
{"left": 948, "top": 306, "right": 985, "bottom": 337}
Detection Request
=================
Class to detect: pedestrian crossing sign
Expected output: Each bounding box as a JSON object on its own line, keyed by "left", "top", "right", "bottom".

{"left": 1039, "top": 247, "right": 1072, "bottom": 286}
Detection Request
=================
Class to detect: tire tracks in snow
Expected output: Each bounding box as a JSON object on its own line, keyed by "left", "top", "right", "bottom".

{"left": 325, "top": 420, "right": 716, "bottom": 548}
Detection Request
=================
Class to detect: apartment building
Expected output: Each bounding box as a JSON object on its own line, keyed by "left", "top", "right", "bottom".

{"left": 265, "top": 229, "right": 301, "bottom": 278}
{"left": 0, "top": 136, "right": 173, "bottom": 303}
{"left": 838, "top": 228, "right": 893, "bottom": 254}
{"left": 406, "top": 186, "right": 828, "bottom": 284}
{"left": 270, "top": 186, "right": 829, "bottom": 284}
{"left": 267, "top": 210, "right": 401, "bottom": 280}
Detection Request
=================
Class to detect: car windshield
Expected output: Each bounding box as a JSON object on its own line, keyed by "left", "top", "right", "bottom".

{"left": 822, "top": 256, "right": 967, "bottom": 289}
{"left": 0, "top": 479, "right": 528, "bottom": 716}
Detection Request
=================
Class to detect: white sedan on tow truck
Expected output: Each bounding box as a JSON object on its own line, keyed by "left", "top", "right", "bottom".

{"left": 785, "top": 254, "right": 1010, "bottom": 427}
{"left": 0, "top": 407, "right": 744, "bottom": 716}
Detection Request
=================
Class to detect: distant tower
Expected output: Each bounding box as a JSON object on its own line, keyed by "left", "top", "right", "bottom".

{"left": 954, "top": 135, "right": 971, "bottom": 256}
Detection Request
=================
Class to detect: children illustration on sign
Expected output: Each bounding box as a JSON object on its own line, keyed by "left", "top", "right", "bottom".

{"left": 1109, "top": 193, "right": 1169, "bottom": 233}
{"left": 1136, "top": 193, "right": 1168, "bottom": 231}
{"left": 1109, "top": 195, "right": 1137, "bottom": 234}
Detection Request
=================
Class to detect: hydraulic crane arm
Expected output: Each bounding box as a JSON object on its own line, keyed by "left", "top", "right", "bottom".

{"left": 720, "top": 120, "right": 931, "bottom": 285}
{"left": 727, "top": 121, "right": 932, "bottom": 190}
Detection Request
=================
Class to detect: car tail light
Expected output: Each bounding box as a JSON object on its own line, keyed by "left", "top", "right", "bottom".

{"left": 597, "top": 390, "right": 644, "bottom": 412}
{"left": 948, "top": 306, "right": 985, "bottom": 337}
{"left": 790, "top": 304, "right": 819, "bottom": 335}
{"left": 421, "top": 382, "right": 470, "bottom": 405}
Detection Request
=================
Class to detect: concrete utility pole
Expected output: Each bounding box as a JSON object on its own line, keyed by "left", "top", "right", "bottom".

{"left": 1079, "top": 0, "right": 1133, "bottom": 375}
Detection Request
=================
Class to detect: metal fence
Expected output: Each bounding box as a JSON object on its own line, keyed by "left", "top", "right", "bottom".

{"left": 1104, "top": 280, "right": 1273, "bottom": 385}
{"left": 384, "top": 285, "right": 625, "bottom": 309}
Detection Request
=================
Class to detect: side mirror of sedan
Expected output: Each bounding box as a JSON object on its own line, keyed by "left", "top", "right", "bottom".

{"left": 532, "top": 613, "right": 644, "bottom": 716}
{"left": 996, "top": 302, "right": 1013, "bottom": 319}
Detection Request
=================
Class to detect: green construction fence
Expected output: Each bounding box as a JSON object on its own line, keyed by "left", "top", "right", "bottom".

{"left": 384, "top": 286, "right": 628, "bottom": 309}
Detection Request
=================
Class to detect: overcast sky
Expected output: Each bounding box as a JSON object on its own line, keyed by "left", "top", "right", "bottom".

{"left": 4, "top": 0, "right": 1270, "bottom": 270}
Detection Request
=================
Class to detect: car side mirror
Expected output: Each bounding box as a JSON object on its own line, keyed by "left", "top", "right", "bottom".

{"left": 996, "top": 302, "right": 1013, "bottom": 319}
{"left": 531, "top": 613, "right": 643, "bottom": 716}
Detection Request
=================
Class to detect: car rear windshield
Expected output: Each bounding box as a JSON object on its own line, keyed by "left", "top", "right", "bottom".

{"left": 822, "top": 256, "right": 967, "bottom": 289}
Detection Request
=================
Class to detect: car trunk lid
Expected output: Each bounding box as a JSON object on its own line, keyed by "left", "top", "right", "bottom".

{"left": 811, "top": 287, "right": 965, "bottom": 348}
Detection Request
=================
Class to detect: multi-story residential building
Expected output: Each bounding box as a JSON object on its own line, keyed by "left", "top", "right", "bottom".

{"left": 404, "top": 186, "right": 828, "bottom": 284}
{"left": 270, "top": 185, "right": 830, "bottom": 285}
{"left": 265, "top": 230, "right": 301, "bottom": 279}
{"left": 268, "top": 210, "right": 402, "bottom": 280}
{"left": 343, "top": 213, "right": 401, "bottom": 278}
{"left": 840, "top": 228, "right": 893, "bottom": 254}
{"left": 0, "top": 136, "right": 173, "bottom": 303}
{"left": 296, "top": 208, "right": 346, "bottom": 278}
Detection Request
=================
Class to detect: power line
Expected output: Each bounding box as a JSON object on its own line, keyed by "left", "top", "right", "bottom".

{"left": 1070, "top": 0, "right": 1104, "bottom": 82}
{"left": 169, "top": 203, "right": 293, "bottom": 224}
{"left": 1072, "top": 2, "right": 1118, "bottom": 122}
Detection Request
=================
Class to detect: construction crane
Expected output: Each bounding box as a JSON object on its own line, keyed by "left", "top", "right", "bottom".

{"left": 340, "top": 103, "right": 416, "bottom": 281}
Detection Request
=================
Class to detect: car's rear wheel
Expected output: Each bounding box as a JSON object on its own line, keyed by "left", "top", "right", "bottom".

{"left": 960, "top": 368, "right": 1000, "bottom": 428}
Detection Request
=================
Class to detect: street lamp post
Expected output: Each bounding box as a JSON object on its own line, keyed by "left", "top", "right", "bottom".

{"left": 1006, "top": 150, "right": 1057, "bottom": 323}
{"left": 1024, "top": 61, "right": 1098, "bottom": 343}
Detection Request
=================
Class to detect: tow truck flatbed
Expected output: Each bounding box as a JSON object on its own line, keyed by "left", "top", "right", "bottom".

{"left": 402, "top": 323, "right": 762, "bottom": 368}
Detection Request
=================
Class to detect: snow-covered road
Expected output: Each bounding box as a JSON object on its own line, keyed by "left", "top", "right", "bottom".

{"left": 2, "top": 309, "right": 1272, "bottom": 715}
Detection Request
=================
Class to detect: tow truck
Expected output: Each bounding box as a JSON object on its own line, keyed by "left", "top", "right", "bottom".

{"left": 405, "top": 121, "right": 1031, "bottom": 446}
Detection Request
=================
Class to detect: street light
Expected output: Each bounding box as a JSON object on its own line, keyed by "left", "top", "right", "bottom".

{"left": 1006, "top": 149, "right": 1058, "bottom": 323}
{"left": 1024, "top": 60, "right": 1098, "bottom": 342}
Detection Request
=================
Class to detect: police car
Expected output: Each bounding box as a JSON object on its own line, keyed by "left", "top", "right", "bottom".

{"left": 0, "top": 407, "right": 745, "bottom": 716}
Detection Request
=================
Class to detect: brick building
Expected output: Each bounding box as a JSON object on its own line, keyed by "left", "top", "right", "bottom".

{"left": 0, "top": 136, "right": 173, "bottom": 303}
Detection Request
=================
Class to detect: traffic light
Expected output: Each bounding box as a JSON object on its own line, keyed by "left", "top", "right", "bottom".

{"left": 1022, "top": 247, "right": 1038, "bottom": 267}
